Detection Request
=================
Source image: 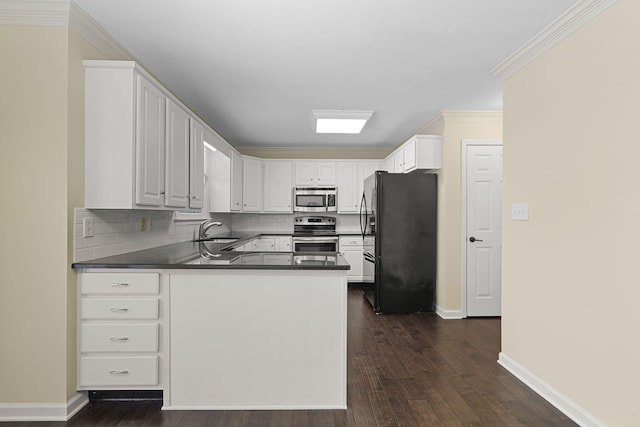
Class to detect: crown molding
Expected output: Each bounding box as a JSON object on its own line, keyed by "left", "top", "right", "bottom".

{"left": 418, "top": 112, "right": 445, "bottom": 135}
{"left": 69, "top": 1, "right": 132, "bottom": 60}
{"left": 491, "top": 0, "right": 620, "bottom": 80}
{"left": 0, "top": 0, "right": 132, "bottom": 59}
{"left": 440, "top": 110, "right": 503, "bottom": 122}
{"left": 0, "top": 0, "right": 69, "bottom": 26}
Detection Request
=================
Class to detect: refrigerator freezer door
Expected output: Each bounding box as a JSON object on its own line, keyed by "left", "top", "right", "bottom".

{"left": 375, "top": 173, "right": 437, "bottom": 313}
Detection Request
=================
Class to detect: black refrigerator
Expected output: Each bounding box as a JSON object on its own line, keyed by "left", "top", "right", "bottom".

{"left": 360, "top": 171, "right": 437, "bottom": 314}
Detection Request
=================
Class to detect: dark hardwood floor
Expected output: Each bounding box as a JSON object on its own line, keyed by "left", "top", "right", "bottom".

{"left": 11, "top": 286, "right": 576, "bottom": 427}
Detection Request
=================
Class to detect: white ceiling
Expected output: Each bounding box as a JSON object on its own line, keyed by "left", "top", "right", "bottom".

{"left": 74, "top": 0, "right": 575, "bottom": 149}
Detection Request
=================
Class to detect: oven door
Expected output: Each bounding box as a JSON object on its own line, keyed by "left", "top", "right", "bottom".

{"left": 293, "top": 236, "right": 338, "bottom": 252}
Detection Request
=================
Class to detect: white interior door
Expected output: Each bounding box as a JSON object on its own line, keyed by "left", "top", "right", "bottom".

{"left": 465, "top": 144, "right": 502, "bottom": 316}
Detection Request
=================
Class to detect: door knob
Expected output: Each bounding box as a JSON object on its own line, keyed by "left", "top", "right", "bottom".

{"left": 469, "top": 236, "right": 483, "bottom": 242}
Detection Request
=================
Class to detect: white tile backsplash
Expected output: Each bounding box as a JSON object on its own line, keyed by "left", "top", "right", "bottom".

{"left": 73, "top": 208, "right": 231, "bottom": 262}
{"left": 74, "top": 209, "right": 361, "bottom": 262}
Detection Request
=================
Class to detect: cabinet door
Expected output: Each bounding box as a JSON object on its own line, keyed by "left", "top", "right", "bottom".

{"left": 242, "top": 158, "right": 263, "bottom": 212}
{"left": 254, "top": 237, "right": 276, "bottom": 251}
{"left": 275, "top": 236, "right": 292, "bottom": 252}
{"left": 230, "top": 151, "right": 243, "bottom": 211}
{"left": 381, "top": 156, "right": 393, "bottom": 172}
{"left": 402, "top": 138, "right": 417, "bottom": 172}
{"left": 164, "top": 99, "right": 190, "bottom": 208}
{"left": 263, "top": 162, "right": 293, "bottom": 212}
{"left": 337, "top": 163, "right": 359, "bottom": 213}
{"left": 294, "top": 162, "right": 315, "bottom": 186}
{"left": 357, "top": 162, "right": 378, "bottom": 212}
{"left": 189, "top": 119, "right": 205, "bottom": 209}
{"left": 393, "top": 151, "right": 404, "bottom": 173}
{"left": 341, "top": 248, "right": 363, "bottom": 281}
{"left": 316, "top": 162, "right": 336, "bottom": 186}
{"left": 135, "top": 76, "right": 166, "bottom": 206}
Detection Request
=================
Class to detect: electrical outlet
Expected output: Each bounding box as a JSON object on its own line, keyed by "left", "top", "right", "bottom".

{"left": 140, "top": 217, "right": 147, "bottom": 232}
{"left": 83, "top": 217, "right": 94, "bottom": 237}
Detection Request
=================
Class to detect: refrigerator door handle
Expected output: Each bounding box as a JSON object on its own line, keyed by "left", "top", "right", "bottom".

{"left": 359, "top": 192, "right": 368, "bottom": 239}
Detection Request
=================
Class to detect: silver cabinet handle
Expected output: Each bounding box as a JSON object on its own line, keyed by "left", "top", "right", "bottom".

{"left": 109, "top": 370, "right": 129, "bottom": 376}
{"left": 109, "top": 307, "right": 129, "bottom": 313}
{"left": 109, "top": 336, "right": 129, "bottom": 342}
{"left": 110, "top": 282, "right": 129, "bottom": 287}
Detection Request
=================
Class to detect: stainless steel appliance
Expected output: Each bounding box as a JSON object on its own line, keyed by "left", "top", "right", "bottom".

{"left": 360, "top": 171, "right": 437, "bottom": 314}
{"left": 292, "top": 216, "right": 338, "bottom": 252}
{"left": 293, "top": 187, "right": 337, "bottom": 212}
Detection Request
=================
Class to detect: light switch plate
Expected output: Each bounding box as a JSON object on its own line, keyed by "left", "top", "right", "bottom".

{"left": 511, "top": 203, "right": 529, "bottom": 221}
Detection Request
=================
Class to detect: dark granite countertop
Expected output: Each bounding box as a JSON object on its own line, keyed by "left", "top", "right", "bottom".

{"left": 72, "top": 232, "right": 349, "bottom": 270}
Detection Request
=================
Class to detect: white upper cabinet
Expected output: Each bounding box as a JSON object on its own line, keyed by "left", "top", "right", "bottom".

{"left": 337, "top": 161, "right": 378, "bottom": 213}
{"left": 242, "top": 157, "right": 263, "bottom": 212}
{"left": 386, "top": 135, "right": 442, "bottom": 173}
{"left": 84, "top": 60, "right": 206, "bottom": 210}
{"left": 230, "top": 151, "right": 243, "bottom": 211}
{"left": 337, "top": 163, "right": 358, "bottom": 212}
{"left": 135, "top": 76, "right": 166, "bottom": 207}
{"left": 188, "top": 119, "right": 205, "bottom": 209}
{"left": 294, "top": 161, "right": 336, "bottom": 186}
{"left": 164, "top": 99, "right": 190, "bottom": 208}
{"left": 263, "top": 161, "right": 293, "bottom": 212}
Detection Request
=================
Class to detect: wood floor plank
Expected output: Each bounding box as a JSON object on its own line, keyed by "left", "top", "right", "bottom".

{"left": 18, "top": 286, "right": 576, "bottom": 427}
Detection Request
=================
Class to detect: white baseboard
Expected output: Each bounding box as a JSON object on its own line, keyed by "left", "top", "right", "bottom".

{"left": 436, "top": 305, "right": 464, "bottom": 319}
{"left": 0, "top": 392, "right": 89, "bottom": 422}
{"left": 498, "top": 353, "right": 605, "bottom": 427}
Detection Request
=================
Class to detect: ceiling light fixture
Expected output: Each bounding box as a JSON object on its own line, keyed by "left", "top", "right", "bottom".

{"left": 313, "top": 110, "right": 374, "bottom": 134}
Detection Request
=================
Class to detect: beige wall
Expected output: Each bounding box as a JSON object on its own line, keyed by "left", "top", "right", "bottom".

{"left": 0, "top": 23, "right": 110, "bottom": 405}
{"left": 420, "top": 111, "right": 503, "bottom": 312}
{"left": 66, "top": 30, "right": 107, "bottom": 399}
{"left": 502, "top": 1, "right": 640, "bottom": 425}
{"left": 0, "top": 25, "right": 70, "bottom": 403}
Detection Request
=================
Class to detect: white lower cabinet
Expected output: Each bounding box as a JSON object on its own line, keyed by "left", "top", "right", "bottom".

{"left": 80, "top": 356, "right": 159, "bottom": 387}
{"left": 78, "top": 272, "right": 163, "bottom": 390}
{"left": 340, "top": 236, "right": 365, "bottom": 282}
{"left": 275, "top": 236, "right": 292, "bottom": 251}
{"left": 250, "top": 237, "right": 275, "bottom": 251}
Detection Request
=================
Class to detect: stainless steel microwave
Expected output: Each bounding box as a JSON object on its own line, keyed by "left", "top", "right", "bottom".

{"left": 293, "top": 187, "right": 337, "bottom": 212}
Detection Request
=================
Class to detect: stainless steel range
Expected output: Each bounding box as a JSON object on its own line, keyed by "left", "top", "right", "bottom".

{"left": 292, "top": 216, "right": 338, "bottom": 252}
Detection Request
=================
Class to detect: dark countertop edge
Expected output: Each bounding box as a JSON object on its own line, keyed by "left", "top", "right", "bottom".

{"left": 72, "top": 232, "right": 350, "bottom": 270}
{"left": 72, "top": 263, "right": 350, "bottom": 271}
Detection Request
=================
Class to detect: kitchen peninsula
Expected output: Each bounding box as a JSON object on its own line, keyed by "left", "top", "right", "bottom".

{"left": 72, "top": 235, "right": 349, "bottom": 410}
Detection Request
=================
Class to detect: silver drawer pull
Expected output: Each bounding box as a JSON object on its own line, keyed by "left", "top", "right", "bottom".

{"left": 109, "top": 336, "right": 129, "bottom": 342}
{"left": 109, "top": 370, "right": 129, "bottom": 376}
{"left": 110, "top": 282, "right": 129, "bottom": 287}
{"left": 109, "top": 307, "right": 129, "bottom": 313}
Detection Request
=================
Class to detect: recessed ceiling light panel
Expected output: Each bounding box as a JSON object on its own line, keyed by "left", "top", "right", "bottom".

{"left": 313, "top": 110, "right": 373, "bottom": 134}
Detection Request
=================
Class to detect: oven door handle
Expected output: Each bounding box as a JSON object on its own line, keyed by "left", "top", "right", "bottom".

{"left": 293, "top": 237, "right": 339, "bottom": 242}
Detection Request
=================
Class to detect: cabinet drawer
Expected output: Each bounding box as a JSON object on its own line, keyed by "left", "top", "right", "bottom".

{"left": 80, "top": 323, "right": 158, "bottom": 353}
{"left": 81, "top": 298, "right": 159, "bottom": 320}
{"left": 81, "top": 273, "right": 159, "bottom": 295}
{"left": 80, "top": 356, "right": 158, "bottom": 386}
{"left": 339, "top": 237, "right": 363, "bottom": 247}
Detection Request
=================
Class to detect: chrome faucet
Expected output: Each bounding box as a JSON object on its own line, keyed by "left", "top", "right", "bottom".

{"left": 199, "top": 219, "right": 223, "bottom": 240}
